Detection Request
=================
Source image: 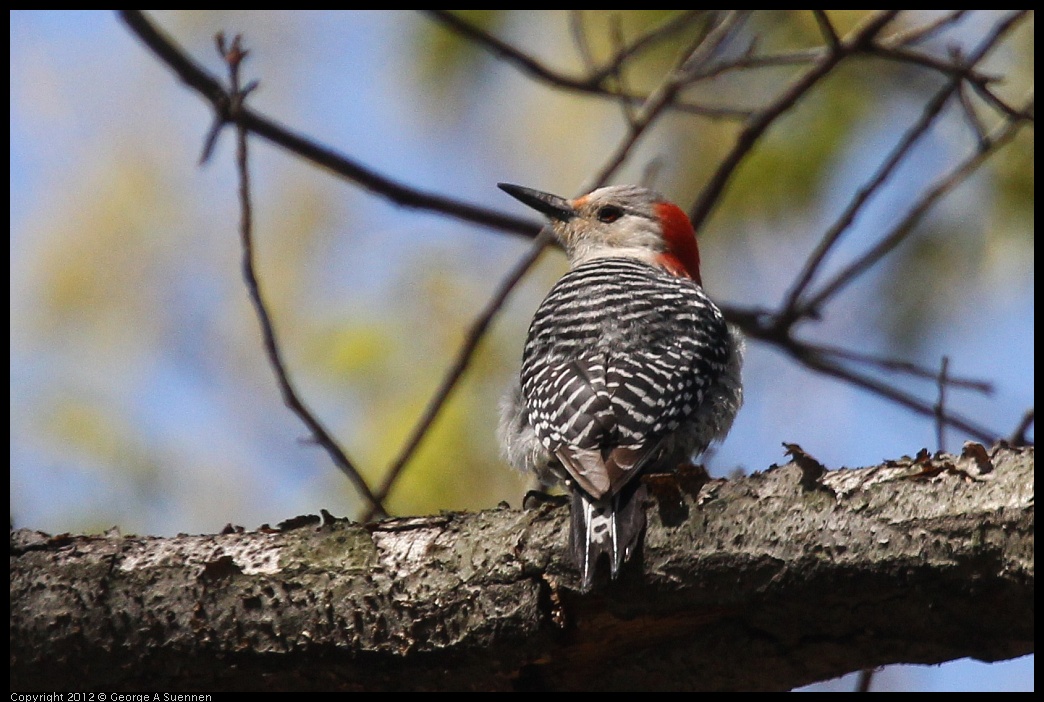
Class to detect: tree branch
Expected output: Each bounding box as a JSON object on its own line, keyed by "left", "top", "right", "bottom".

{"left": 883, "top": 10, "right": 970, "bottom": 47}
{"left": 422, "top": 10, "right": 748, "bottom": 120}
{"left": 780, "top": 331, "right": 999, "bottom": 443}
{"left": 779, "top": 46, "right": 978, "bottom": 321}
{"left": 583, "top": 11, "right": 748, "bottom": 191}
{"left": 364, "top": 228, "right": 555, "bottom": 521}
{"left": 796, "top": 106, "right": 1028, "bottom": 319}
{"left": 118, "top": 10, "right": 543, "bottom": 239}
{"left": 11, "top": 445, "right": 1033, "bottom": 691}
{"left": 687, "top": 10, "right": 900, "bottom": 231}
{"left": 216, "top": 34, "right": 386, "bottom": 518}
{"left": 784, "top": 10, "right": 1032, "bottom": 322}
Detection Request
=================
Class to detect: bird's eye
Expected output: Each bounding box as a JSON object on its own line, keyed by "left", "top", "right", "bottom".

{"left": 597, "top": 205, "right": 623, "bottom": 223}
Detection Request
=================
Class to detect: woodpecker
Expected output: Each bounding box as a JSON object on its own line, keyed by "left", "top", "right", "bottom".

{"left": 497, "top": 182, "right": 743, "bottom": 591}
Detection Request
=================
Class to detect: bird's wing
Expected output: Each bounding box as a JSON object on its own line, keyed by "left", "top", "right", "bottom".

{"left": 531, "top": 353, "right": 667, "bottom": 500}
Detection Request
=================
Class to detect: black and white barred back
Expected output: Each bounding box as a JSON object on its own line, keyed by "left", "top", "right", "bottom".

{"left": 520, "top": 256, "right": 732, "bottom": 469}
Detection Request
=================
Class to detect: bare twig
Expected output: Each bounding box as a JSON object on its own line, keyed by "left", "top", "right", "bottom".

{"left": 957, "top": 81, "right": 993, "bottom": 148}
{"left": 814, "top": 344, "right": 993, "bottom": 393}
{"left": 792, "top": 344, "right": 998, "bottom": 444}
{"left": 428, "top": 10, "right": 707, "bottom": 91}
{"left": 567, "top": 11, "right": 596, "bottom": 73}
{"left": 971, "top": 84, "right": 1035, "bottom": 124}
{"left": 453, "top": 9, "right": 888, "bottom": 100}
{"left": 584, "top": 11, "right": 747, "bottom": 191}
{"left": 422, "top": 10, "right": 748, "bottom": 120}
{"left": 883, "top": 10, "right": 970, "bottom": 47}
{"left": 598, "top": 10, "right": 707, "bottom": 80}
{"left": 423, "top": 10, "right": 594, "bottom": 91}
{"left": 812, "top": 10, "right": 841, "bottom": 53}
{"left": 869, "top": 44, "right": 999, "bottom": 86}
{"left": 876, "top": 11, "right": 1033, "bottom": 125}
{"left": 118, "top": 10, "right": 543, "bottom": 240}
{"left": 796, "top": 105, "right": 1029, "bottom": 318}
{"left": 855, "top": 667, "right": 877, "bottom": 692}
{"left": 784, "top": 14, "right": 1029, "bottom": 320}
{"left": 219, "top": 33, "right": 387, "bottom": 518}
{"left": 364, "top": 228, "right": 555, "bottom": 521}
{"left": 675, "top": 20, "right": 1004, "bottom": 88}
{"left": 935, "top": 356, "right": 950, "bottom": 452}
{"left": 691, "top": 46, "right": 823, "bottom": 77}
{"left": 688, "top": 10, "right": 901, "bottom": 231}
{"left": 878, "top": 30, "right": 1036, "bottom": 126}
{"left": 1009, "top": 410, "right": 1034, "bottom": 446}
{"left": 729, "top": 309, "right": 1001, "bottom": 443}
{"left": 606, "top": 13, "right": 640, "bottom": 127}
{"left": 779, "top": 43, "right": 980, "bottom": 322}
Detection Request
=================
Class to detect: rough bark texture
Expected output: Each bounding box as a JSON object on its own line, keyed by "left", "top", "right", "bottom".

{"left": 10, "top": 444, "right": 1033, "bottom": 691}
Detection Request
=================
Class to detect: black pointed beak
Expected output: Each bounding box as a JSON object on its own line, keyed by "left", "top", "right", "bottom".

{"left": 498, "top": 183, "right": 576, "bottom": 222}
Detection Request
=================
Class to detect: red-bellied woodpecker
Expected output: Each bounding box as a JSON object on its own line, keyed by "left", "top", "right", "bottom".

{"left": 497, "top": 182, "right": 743, "bottom": 591}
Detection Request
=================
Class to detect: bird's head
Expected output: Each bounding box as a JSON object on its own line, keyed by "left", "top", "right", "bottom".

{"left": 498, "top": 182, "right": 702, "bottom": 284}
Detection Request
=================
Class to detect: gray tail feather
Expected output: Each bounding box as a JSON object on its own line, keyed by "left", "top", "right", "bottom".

{"left": 569, "top": 482, "right": 648, "bottom": 591}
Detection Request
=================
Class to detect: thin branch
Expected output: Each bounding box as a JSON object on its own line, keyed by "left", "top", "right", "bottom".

{"left": 597, "top": 10, "right": 707, "bottom": 81}
{"left": 567, "top": 11, "right": 596, "bottom": 73}
{"left": 814, "top": 345, "right": 993, "bottom": 393}
{"left": 812, "top": 10, "right": 841, "bottom": 53}
{"left": 606, "top": 13, "right": 640, "bottom": 127}
{"left": 874, "top": 11, "right": 1034, "bottom": 125}
{"left": 870, "top": 47, "right": 1034, "bottom": 126}
{"left": 432, "top": 10, "right": 955, "bottom": 110}
{"left": 972, "top": 84, "right": 1034, "bottom": 123}
{"left": 728, "top": 310, "right": 1001, "bottom": 443}
{"left": 855, "top": 667, "right": 877, "bottom": 692}
{"left": 1009, "top": 410, "right": 1034, "bottom": 446}
{"left": 797, "top": 106, "right": 1029, "bottom": 318}
{"left": 884, "top": 10, "right": 970, "bottom": 47}
{"left": 219, "top": 33, "right": 387, "bottom": 518}
{"left": 696, "top": 46, "right": 823, "bottom": 74}
{"left": 688, "top": 10, "right": 901, "bottom": 231}
{"left": 869, "top": 44, "right": 999, "bottom": 86}
{"left": 792, "top": 344, "right": 998, "bottom": 444}
{"left": 118, "top": 10, "right": 543, "bottom": 240}
{"left": 958, "top": 82, "right": 992, "bottom": 148}
{"left": 935, "top": 356, "right": 951, "bottom": 452}
{"left": 364, "top": 228, "right": 555, "bottom": 521}
{"left": 423, "top": 10, "right": 595, "bottom": 91}
{"left": 428, "top": 10, "right": 706, "bottom": 90}
{"left": 421, "top": 10, "right": 749, "bottom": 120}
{"left": 778, "top": 47, "right": 979, "bottom": 322}
{"left": 584, "top": 11, "right": 747, "bottom": 191}
{"left": 680, "top": 13, "right": 749, "bottom": 80}
{"left": 972, "top": 85, "right": 1035, "bottom": 125}
{"left": 666, "top": 20, "right": 1005, "bottom": 88}
{"left": 777, "top": 11, "right": 1030, "bottom": 330}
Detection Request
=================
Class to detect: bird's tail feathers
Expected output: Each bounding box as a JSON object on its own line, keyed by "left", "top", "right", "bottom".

{"left": 570, "top": 481, "right": 648, "bottom": 591}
